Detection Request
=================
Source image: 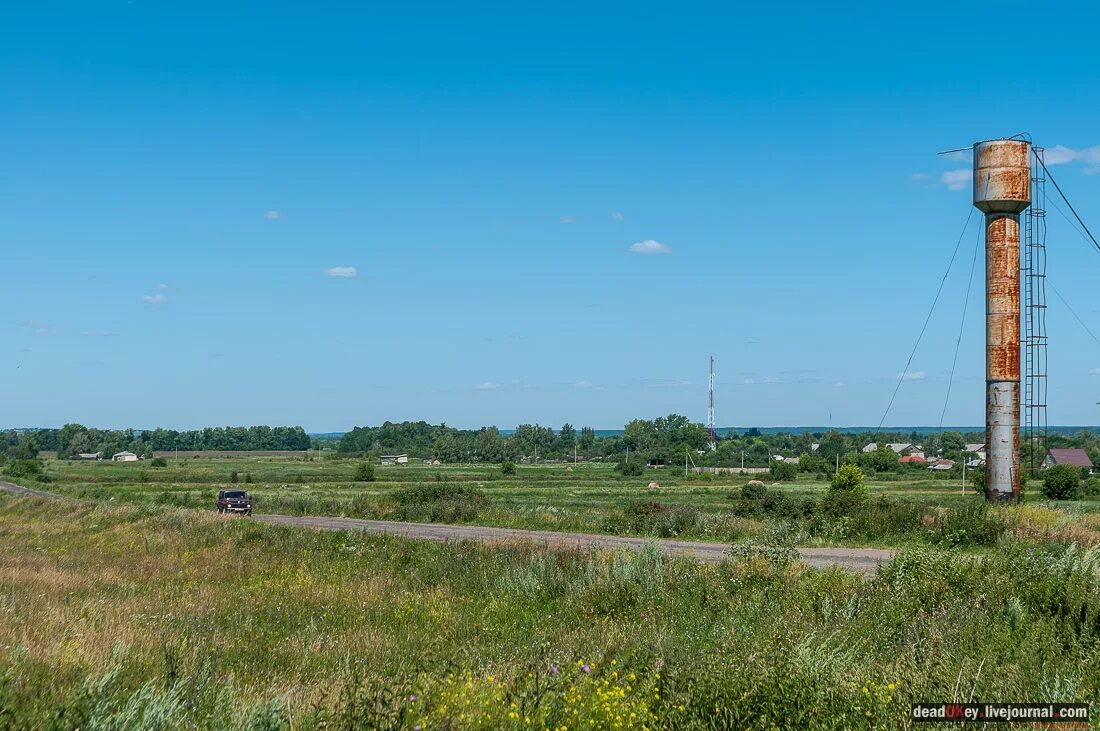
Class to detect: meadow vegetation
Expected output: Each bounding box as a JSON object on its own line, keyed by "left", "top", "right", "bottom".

{"left": 4, "top": 495, "right": 1100, "bottom": 729}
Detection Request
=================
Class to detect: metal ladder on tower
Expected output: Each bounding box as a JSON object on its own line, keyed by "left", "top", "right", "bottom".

{"left": 1022, "top": 146, "right": 1048, "bottom": 474}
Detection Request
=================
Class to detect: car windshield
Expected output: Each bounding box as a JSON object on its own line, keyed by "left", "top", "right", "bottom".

{"left": 223, "top": 491, "right": 247, "bottom": 499}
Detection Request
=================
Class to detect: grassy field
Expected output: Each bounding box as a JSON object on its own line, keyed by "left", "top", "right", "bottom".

{"left": 4, "top": 494, "right": 1100, "bottom": 729}
{"left": 30, "top": 457, "right": 1100, "bottom": 549}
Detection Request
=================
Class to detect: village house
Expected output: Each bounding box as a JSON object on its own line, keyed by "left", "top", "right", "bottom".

{"left": 1043, "top": 448, "right": 1094, "bottom": 473}
{"left": 112, "top": 451, "right": 139, "bottom": 462}
{"left": 380, "top": 454, "right": 409, "bottom": 466}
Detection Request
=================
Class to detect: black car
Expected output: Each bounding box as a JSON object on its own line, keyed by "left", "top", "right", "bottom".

{"left": 217, "top": 489, "right": 252, "bottom": 515}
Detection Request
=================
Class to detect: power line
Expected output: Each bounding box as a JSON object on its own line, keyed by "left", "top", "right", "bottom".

{"left": 1049, "top": 282, "right": 1100, "bottom": 349}
{"left": 878, "top": 206, "right": 975, "bottom": 429}
{"left": 1035, "top": 155, "right": 1100, "bottom": 256}
{"left": 938, "top": 224, "right": 982, "bottom": 431}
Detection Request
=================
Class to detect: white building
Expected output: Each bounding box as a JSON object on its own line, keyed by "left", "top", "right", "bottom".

{"left": 112, "top": 451, "right": 139, "bottom": 462}
{"left": 380, "top": 454, "right": 409, "bottom": 466}
{"left": 77, "top": 452, "right": 103, "bottom": 460}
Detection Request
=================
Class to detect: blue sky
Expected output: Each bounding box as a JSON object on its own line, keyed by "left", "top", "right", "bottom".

{"left": 5, "top": 1, "right": 1100, "bottom": 431}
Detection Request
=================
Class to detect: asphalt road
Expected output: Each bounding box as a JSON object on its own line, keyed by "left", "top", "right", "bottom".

{"left": 0, "top": 481, "right": 894, "bottom": 574}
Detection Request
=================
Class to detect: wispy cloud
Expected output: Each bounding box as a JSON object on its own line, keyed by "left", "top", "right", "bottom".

{"left": 941, "top": 169, "right": 972, "bottom": 191}
{"left": 475, "top": 381, "right": 502, "bottom": 391}
{"left": 834, "top": 381, "right": 845, "bottom": 388}
{"left": 898, "top": 370, "right": 926, "bottom": 381}
{"left": 264, "top": 210, "right": 283, "bottom": 220}
{"left": 1089, "top": 367, "right": 1100, "bottom": 375}
{"left": 80, "top": 331, "right": 119, "bottom": 338}
{"left": 324, "top": 266, "right": 358, "bottom": 278}
{"left": 629, "top": 239, "right": 671, "bottom": 254}
{"left": 17, "top": 320, "right": 57, "bottom": 337}
{"left": 559, "top": 215, "right": 577, "bottom": 224}
{"left": 157, "top": 283, "right": 171, "bottom": 291}
{"left": 142, "top": 293, "right": 167, "bottom": 306}
{"left": 1044, "top": 144, "right": 1100, "bottom": 174}
{"left": 642, "top": 378, "right": 694, "bottom": 388}
{"left": 573, "top": 380, "right": 594, "bottom": 388}
{"left": 909, "top": 172, "right": 930, "bottom": 182}
{"left": 611, "top": 212, "right": 624, "bottom": 222}
{"left": 941, "top": 150, "right": 970, "bottom": 161}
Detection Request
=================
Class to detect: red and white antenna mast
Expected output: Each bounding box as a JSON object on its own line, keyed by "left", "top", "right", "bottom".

{"left": 707, "top": 355, "right": 717, "bottom": 450}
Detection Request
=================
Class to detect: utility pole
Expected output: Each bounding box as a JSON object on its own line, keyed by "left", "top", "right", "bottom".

{"left": 707, "top": 355, "right": 717, "bottom": 450}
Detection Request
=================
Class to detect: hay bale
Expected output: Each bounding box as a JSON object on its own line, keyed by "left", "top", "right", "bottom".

{"left": 648, "top": 481, "right": 660, "bottom": 489}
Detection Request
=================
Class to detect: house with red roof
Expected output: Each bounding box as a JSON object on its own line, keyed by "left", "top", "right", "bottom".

{"left": 1043, "top": 448, "right": 1095, "bottom": 472}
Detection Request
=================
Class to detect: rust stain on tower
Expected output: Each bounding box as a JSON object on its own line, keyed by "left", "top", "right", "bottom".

{"left": 973, "top": 139, "right": 1030, "bottom": 501}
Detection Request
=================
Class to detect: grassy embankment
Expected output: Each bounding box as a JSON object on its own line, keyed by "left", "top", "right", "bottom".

{"left": 3, "top": 494, "right": 1100, "bottom": 729}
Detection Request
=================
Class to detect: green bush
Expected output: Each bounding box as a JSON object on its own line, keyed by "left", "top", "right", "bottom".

{"left": 229, "top": 471, "right": 239, "bottom": 483}
{"left": 501, "top": 460, "right": 517, "bottom": 476}
{"left": 611, "top": 500, "right": 702, "bottom": 537}
{"left": 354, "top": 462, "right": 376, "bottom": 482}
{"left": 393, "top": 483, "right": 486, "bottom": 523}
{"left": 1042, "top": 464, "right": 1082, "bottom": 500}
{"left": 740, "top": 480, "right": 767, "bottom": 500}
{"left": 769, "top": 461, "right": 798, "bottom": 481}
{"left": 1084, "top": 476, "right": 1100, "bottom": 497}
{"left": 616, "top": 460, "right": 645, "bottom": 477}
{"left": 970, "top": 466, "right": 986, "bottom": 494}
{"left": 822, "top": 464, "right": 867, "bottom": 515}
{"left": 3, "top": 459, "right": 46, "bottom": 481}
{"left": 150, "top": 457, "right": 168, "bottom": 468}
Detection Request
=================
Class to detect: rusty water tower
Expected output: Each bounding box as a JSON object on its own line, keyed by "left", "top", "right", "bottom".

{"left": 973, "top": 139, "right": 1031, "bottom": 501}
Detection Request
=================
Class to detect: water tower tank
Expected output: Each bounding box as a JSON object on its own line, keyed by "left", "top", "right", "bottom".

{"left": 973, "top": 140, "right": 1031, "bottom": 214}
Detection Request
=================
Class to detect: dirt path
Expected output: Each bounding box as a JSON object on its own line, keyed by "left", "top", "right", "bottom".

{"left": 0, "top": 481, "right": 894, "bottom": 574}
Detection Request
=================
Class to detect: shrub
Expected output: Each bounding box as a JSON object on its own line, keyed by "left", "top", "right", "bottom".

{"left": 1042, "top": 464, "right": 1082, "bottom": 501}
{"left": 393, "top": 483, "right": 486, "bottom": 523}
{"left": 229, "top": 471, "right": 239, "bottom": 483}
{"left": 613, "top": 500, "right": 702, "bottom": 537}
{"left": 3, "top": 459, "right": 42, "bottom": 479}
{"left": 1084, "top": 476, "right": 1100, "bottom": 497}
{"left": 970, "top": 466, "right": 986, "bottom": 494}
{"left": 616, "top": 460, "right": 645, "bottom": 477}
{"left": 769, "top": 461, "right": 798, "bottom": 481}
{"left": 822, "top": 464, "right": 867, "bottom": 516}
{"left": 741, "top": 480, "right": 767, "bottom": 500}
{"left": 244, "top": 472, "right": 253, "bottom": 484}
{"left": 150, "top": 457, "right": 168, "bottom": 468}
{"left": 501, "top": 460, "right": 517, "bottom": 476}
{"left": 354, "top": 463, "right": 376, "bottom": 482}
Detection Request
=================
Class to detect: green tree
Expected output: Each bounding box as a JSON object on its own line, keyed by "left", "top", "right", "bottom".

{"left": 577, "top": 427, "right": 596, "bottom": 455}
{"left": 354, "top": 462, "right": 376, "bottom": 482}
{"left": 770, "top": 460, "right": 798, "bottom": 481}
{"left": 1041, "top": 464, "right": 1081, "bottom": 500}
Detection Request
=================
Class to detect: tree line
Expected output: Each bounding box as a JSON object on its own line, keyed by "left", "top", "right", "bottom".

{"left": 6, "top": 419, "right": 1096, "bottom": 470}
{"left": 7, "top": 424, "right": 311, "bottom": 459}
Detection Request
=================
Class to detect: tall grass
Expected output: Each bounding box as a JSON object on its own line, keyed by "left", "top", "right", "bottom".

{"left": 3, "top": 495, "right": 1100, "bottom": 728}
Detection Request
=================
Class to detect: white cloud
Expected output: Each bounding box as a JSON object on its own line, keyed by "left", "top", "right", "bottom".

{"left": 560, "top": 215, "right": 576, "bottom": 224}
{"left": 265, "top": 210, "right": 283, "bottom": 220}
{"left": 17, "top": 320, "right": 57, "bottom": 336}
{"left": 942, "top": 150, "right": 970, "bottom": 161}
{"left": 941, "top": 169, "right": 972, "bottom": 191}
{"left": 475, "top": 381, "right": 501, "bottom": 391}
{"left": 157, "top": 283, "right": 171, "bottom": 291}
{"left": 742, "top": 377, "right": 756, "bottom": 385}
{"left": 142, "top": 294, "right": 167, "bottom": 305}
{"left": 909, "top": 172, "right": 930, "bottom": 182}
{"left": 646, "top": 378, "right": 693, "bottom": 388}
{"left": 80, "top": 331, "right": 119, "bottom": 337}
{"left": 611, "top": 212, "right": 624, "bottom": 222}
{"left": 573, "top": 380, "right": 594, "bottom": 388}
{"left": 324, "top": 266, "right": 358, "bottom": 278}
{"left": 833, "top": 381, "right": 845, "bottom": 388}
{"left": 629, "top": 239, "right": 671, "bottom": 254}
{"left": 1032, "top": 145, "right": 1100, "bottom": 174}
{"left": 898, "top": 371, "right": 926, "bottom": 381}
{"left": 1089, "top": 368, "right": 1100, "bottom": 375}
